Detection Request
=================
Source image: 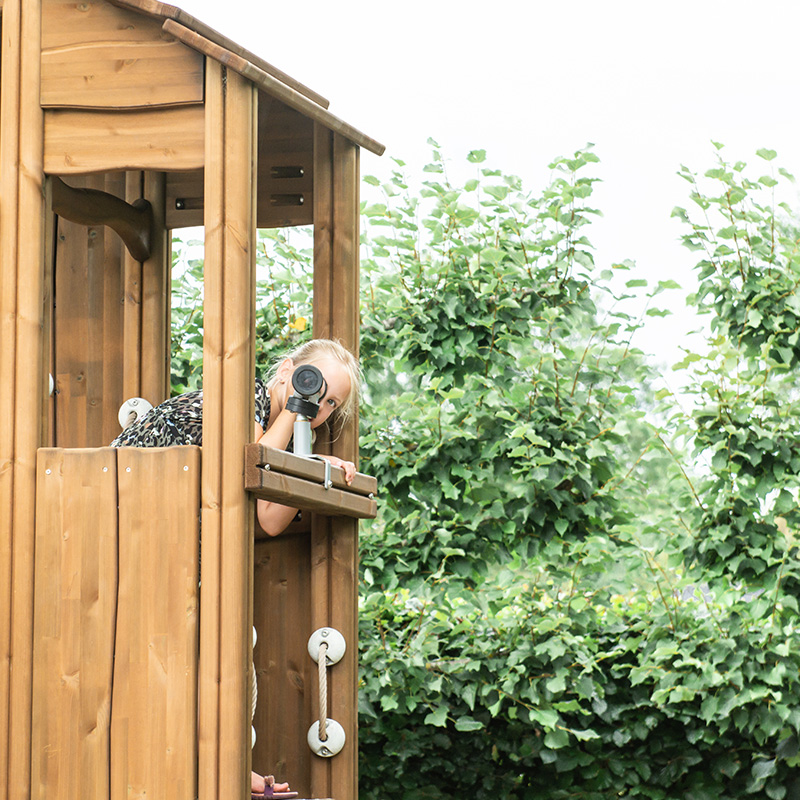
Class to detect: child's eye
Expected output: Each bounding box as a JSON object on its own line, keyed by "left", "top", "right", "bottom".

{"left": 327, "top": 398, "right": 337, "bottom": 407}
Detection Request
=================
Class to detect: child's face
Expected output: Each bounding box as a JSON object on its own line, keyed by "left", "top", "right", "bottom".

{"left": 306, "top": 357, "right": 351, "bottom": 429}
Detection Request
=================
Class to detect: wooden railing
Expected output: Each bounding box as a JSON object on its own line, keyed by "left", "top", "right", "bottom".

{"left": 31, "top": 447, "right": 201, "bottom": 800}
{"left": 244, "top": 444, "right": 377, "bottom": 520}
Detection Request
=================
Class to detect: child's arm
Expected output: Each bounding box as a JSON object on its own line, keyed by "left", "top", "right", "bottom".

{"left": 253, "top": 414, "right": 302, "bottom": 536}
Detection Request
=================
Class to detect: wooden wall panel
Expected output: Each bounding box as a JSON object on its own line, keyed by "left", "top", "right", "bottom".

{"left": 52, "top": 170, "right": 170, "bottom": 448}
{"left": 30, "top": 448, "right": 118, "bottom": 800}
{"left": 199, "top": 62, "right": 257, "bottom": 800}
{"left": 112, "top": 447, "right": 200, "bottom": 800}
{"left": 256, "top": 95, "right": 313, "bottom": 229}
{"left": 252, "top": 534, "right": 313, "bottom": 793}
{"left": 41, "top": 0, "right": 204, "bottom": 109}
{"left": 44, "top": 105, "right": 205, "bottom": 175}
{"left": 53, "top": 173, "right": 125, "bottom": 448}
{"left": 30, "top": 447, "right": 200, "bottom": 800}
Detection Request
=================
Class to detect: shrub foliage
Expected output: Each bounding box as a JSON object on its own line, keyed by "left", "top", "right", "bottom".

{"left": 170, "top": 142, "right": 800, "bottom": 799}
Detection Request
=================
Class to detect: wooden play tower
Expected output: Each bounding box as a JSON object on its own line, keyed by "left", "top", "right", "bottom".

{"left": 0, "top": 2, "right": 383, "bottom": 799}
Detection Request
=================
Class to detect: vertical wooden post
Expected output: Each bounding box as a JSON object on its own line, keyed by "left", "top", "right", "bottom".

{"left": 199, "top": 61, "right": 257, "bottom": 800}
{"left": 0, "top": 2, "right": 46, "bottom": 799}
{"left": 312, "top": 125, "right": 361, "bottom": 800}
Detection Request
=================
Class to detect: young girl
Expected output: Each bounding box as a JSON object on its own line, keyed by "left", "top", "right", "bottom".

{"left": 111, "top": 338, "right": 360, "bottom": 799}
{"left": 112, "top": 337, "right": 359, "bottom": 528}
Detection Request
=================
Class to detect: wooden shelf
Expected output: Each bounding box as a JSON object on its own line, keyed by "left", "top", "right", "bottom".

{"left": 244, "top": 444, "right": 377, "bottom": 519}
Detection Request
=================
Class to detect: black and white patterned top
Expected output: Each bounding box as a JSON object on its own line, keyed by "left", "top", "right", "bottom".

{"left": 110, "top": 378, "right": 271, "bottom": 448}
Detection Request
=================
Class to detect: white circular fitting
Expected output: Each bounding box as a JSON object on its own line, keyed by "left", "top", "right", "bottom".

{"left": 307, "top": 627, "right": 346, "bottom": 665}
{"left": 118, "top": 397, "right": 153, "bottom": 429}
{"left": 307, "top": 719, "right": 345, "bottom": 757}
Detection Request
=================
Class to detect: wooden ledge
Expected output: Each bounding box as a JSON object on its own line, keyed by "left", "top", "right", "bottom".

{"left": 244, "top": 444, "right": 377, "bottom": 519}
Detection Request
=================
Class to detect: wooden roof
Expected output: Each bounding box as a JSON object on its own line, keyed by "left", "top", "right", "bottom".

{"left": 107, "top": 0, "right": 385, "bottom": 155}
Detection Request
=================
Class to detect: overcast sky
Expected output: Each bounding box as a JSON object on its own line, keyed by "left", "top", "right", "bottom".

{"left": 177, "top": 0, "right": 800, "bottom": 369}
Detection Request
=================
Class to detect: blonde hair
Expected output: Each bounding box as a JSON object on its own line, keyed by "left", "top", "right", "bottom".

{"left": 268, "top": 338, "right": 361, "bottom": 426}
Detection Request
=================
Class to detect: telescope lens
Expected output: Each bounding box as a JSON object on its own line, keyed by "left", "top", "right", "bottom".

{"left": 292, "top": 364, "right": 325, "bottom": 397}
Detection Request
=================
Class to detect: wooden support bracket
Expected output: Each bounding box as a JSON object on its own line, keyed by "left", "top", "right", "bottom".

{"left": 51, "top": 176, "right": 154, "bottom": 262}
{"left": 244, "top": 444, "right": 377, "bottom": 519}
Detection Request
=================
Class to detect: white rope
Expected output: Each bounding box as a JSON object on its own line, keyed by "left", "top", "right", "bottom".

{"left": 318, "top": 641, "right": 329, "bottom": 742}
{"left": 124, "top": 409, "right": 137, "bottom": 429}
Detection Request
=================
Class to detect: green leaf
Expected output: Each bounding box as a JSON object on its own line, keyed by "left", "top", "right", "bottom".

{"left": 424, "top": 706, "right": 449, "bottom": 727}
{"left": 756, "top": 148, "right": 778, "bottom": 161}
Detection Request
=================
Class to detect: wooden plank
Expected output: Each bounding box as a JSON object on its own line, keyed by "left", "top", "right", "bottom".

{"left": 217, "top": 65, "right": 257, "bottom": 800}
{"left": 163, "top": 20, "right": 385, "bottom": 156}
{"left": 52, "top": 173, "right": 126, "bottom": 447}
{"left": 41, "top": 0, "right": 204, "bottom": 109}
{"left": 199, "top": 61, "right": 256, "bottom": 800}
{"left": 166, "top": 168, "right": 204, "bottom": 229}
{"left": 122, "top": 172, "right": 144, "bottom": 401}
{"left": 107, "top": 0, "right": 330, "bottom": 109}
{"left": 256, "top": 96, "right": 314, "bottom": 229}
{"left": 112, "top": 446, "right": 200, "bottom": 800}
{"left": 0, "top": 0, "right": 23, "bottom": 786}
{"left": 6, "top": 2, "right": 46, "bottom": 799}
{"left": 42, "top": 180, "right": 56, "bottom": 448}
{"left": 309, "top": 515, "right": 332, "bottom": 800}
{"left": 31, "top": 448, "right": 118, "bottom": 800}
{"left": 247, "top": 444, "right": 377, "bottom": 497}
{"left": 44, "top": 105, "right": 205, "bottom": 174}
{"left": 198, "top": 59, "right": 224, "bottom": 800}
{"left": 253, "top": 534, "right": 313, "bottom": 797}
{"left": 140, "top": 170, "right": 171, "bottom": 404}
{"left": 311, "top": 127, "right": 362, "bottom": 800}
{"left": 245, "top": 465, "right": 376, "bottom": 520}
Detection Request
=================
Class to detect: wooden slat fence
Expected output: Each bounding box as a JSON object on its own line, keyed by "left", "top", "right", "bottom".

{"left": 31, "top": 446, "right": 201, "bottom": 800}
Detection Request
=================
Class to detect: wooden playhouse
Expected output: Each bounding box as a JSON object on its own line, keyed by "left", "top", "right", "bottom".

{"left": 0, "top": 2, "right": 383, "bottom": 799}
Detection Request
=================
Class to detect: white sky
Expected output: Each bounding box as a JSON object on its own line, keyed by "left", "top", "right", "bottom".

{"left": 177, "top": 0, "right": 800, "bottom": 370}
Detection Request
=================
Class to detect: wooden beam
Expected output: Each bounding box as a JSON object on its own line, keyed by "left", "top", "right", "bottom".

{"left": 107, "top": 0, "right": 330, "bottom": 109}
{"left": 199, "top": 62, "right": 257, "bottom": 800}
{"left": 44, "top": 105, "right": 205, "bottom": 174}
{"left": 247, "top": 444, "right": 377, "bottom": 498}
{"left": 311, "top": 126, "right": 361, "bottom": 800}
{"left": 162, "top": 19, "right": 386, "bottom": 156}
{"left": 245, "top": 464, "right": 377, "bottom": 520}
{"left": 0, "top": 2, "right": 46, "bottom": 800}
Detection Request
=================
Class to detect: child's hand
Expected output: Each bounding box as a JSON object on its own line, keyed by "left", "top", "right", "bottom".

{"left": 321, "top": 454, "right": 356, "bottom": 485}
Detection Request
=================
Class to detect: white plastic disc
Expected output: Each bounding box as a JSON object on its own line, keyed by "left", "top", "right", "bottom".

{"left": 307, "top": 719, "right": 345, "bottom": 757}
{"left": 307, "top": 627, "right": 346, "bottom": 665}
{"left": 118, "top": 397, "right": 153, "bottom": 429}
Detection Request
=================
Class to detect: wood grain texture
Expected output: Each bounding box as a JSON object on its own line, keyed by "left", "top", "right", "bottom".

{"left": 163, "top": 19, "right": 385, "bottom": 156}
{"left": 30, "top": 448, "right": 118, "bottom": 800}
{"left": 247, "top": 444, "right": 377, "bottom": 497}
{"left": 53, "top": 173, "right": 126, "bottom": 448}
{"left": 107, "top": 0, "right": 330, "bottom": 108}
{"left": 5, "top": 3, "right": 46, "bottom": 799}
{"left": 41, "top": 0, "right": 204, "bottom": 109}
{"left": 245, "top": 465, "right": 377, "bottom": 520}
{"left": 0, "top": 1, "right": 23, "bottom": 787}
{"left": 253, "top": 534, "right": 313, "bottom": 796}
{"left": 44, "top": 105, "right": 205, "bottom": 174}
{"left": 112, "top": 446, "right": 200, "bottom": 800}
{"left": 199, "top": 61, "right": 256, "bottom": 800}
{"left": 140, "top": 170, "right": 171, "bottom": 405}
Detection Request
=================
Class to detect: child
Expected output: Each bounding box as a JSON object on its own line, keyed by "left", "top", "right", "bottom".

{"left": 112, "top": 338, "right": 361, "bottom": 799}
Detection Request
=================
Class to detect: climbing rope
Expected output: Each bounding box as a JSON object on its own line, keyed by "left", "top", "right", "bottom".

{"left": 318, "top": 640, "right": 329, "bottom": 742}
